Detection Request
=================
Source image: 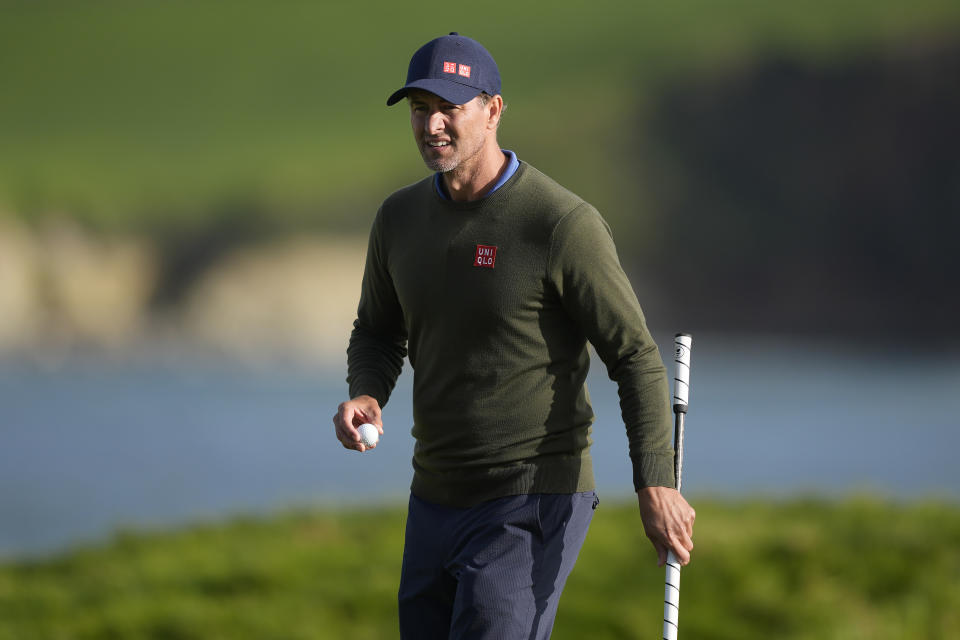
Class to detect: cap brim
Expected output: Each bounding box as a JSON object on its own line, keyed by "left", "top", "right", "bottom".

{"left": 386, "top": 78, "right": 482, "bottom": 106}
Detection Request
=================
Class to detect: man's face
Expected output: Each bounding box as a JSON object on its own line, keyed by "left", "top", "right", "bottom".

{"left": 408, "top": 89, "right": 490, "bottom": 173}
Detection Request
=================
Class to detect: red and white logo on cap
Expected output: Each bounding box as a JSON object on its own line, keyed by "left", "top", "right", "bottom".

{"left": 474, "top": 244, "right": 497, "bottom": 268}
{"left": 442, "top": 62, "right": 472, "bottom": 78}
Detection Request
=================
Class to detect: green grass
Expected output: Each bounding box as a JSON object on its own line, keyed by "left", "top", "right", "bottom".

{"left": 1, "top": 497, "right": 958, "bottom": 639}
{"left": 2, "top": 1, "right": 959, "bottom": 233}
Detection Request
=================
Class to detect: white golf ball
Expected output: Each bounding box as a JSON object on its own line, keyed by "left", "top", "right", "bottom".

{"left": 357, "top": 423, "right": 379, "bottom": 448}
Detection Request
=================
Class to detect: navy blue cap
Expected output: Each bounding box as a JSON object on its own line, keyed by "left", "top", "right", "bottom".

{"left": 387, "top": 32, "right": 501, "bottom": 106}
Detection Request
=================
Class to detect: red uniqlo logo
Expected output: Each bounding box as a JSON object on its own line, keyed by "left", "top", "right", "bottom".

{"left": 443, "top": 61, "right": 457, "bottom": 74}
{"left": 458, "top": 64, "right": 471, "bottom": 78}
{"left": 474, "top": 244, "right": 497, "bottom": 268}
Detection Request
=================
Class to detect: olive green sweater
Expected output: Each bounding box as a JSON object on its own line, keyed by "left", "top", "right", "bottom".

{"left": 347, "top": 162, "right": 674, "bottom": 507}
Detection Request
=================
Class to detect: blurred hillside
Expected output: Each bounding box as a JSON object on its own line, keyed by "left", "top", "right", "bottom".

{"left": 2, "top": 1, "right": 959, "bottom": 358}
{"left": 639, "top": 37, "right": 960, "bottom": 338}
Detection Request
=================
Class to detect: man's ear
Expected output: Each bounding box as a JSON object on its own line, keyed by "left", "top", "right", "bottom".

{"left": 487, "top": 94, "right": 504, "bottom": 130}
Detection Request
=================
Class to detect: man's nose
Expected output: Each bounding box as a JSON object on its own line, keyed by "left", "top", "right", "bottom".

{"left": 426, "top": 110, "right": 445, "bottom": 134}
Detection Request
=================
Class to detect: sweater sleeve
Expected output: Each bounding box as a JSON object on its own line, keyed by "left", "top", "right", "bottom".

{"left": 346, "top": 207, "right": 407, "bottom": 408}
{"left": 547, "top": 204, "right": 675, "bottom": 490}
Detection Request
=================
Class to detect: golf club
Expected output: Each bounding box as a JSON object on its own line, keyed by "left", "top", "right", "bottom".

{"left": 663, "top": 333, "right": 692, "bottom": 640}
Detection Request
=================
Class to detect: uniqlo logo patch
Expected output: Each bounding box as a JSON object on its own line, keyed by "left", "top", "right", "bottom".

{"left": 474, "top": 244, "right": 497, "bottom": 268}
{"left": 458, "top": 64, "right": 471, "bottom": 78}
{"left": 443, "top": 61, "right": 457, "bottom": 74}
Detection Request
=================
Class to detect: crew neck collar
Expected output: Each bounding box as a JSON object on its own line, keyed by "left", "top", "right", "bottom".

{"left": 434, "top": 149, "right": 520, "bottom": 202}
{"left": 431, "top": 160, "right": 526, "bottom": 210}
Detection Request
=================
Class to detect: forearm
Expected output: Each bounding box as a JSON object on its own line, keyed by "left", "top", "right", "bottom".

{"left": 346, "top": 321, "right": 406, "bottom": 408}
{"left": 611, "top": 348, "right": 675, "bottom": 490}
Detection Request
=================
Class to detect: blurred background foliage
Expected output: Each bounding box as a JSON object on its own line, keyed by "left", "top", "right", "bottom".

{"left": 1, "top": 498, "right": 958, "bottom": 639}
{"left": 2, "top": 0, "right": 959, "bottom": 342}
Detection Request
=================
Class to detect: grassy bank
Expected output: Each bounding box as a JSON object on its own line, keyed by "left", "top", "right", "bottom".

{"left": 3, "top": 1, "right": 959, "bottom": 233}
{"left": 1, "top": 497, "right": 957, "bottom": 639}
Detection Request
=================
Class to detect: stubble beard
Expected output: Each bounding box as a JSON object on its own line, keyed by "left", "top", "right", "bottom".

{"left": 420, "top": 142, "right": 460, "bottom": 173}
{"left": 419, "top": 131, "right": 485, "bottom": 175}
{"left": 422, "top": 151, "right": 459, "bottom": 173}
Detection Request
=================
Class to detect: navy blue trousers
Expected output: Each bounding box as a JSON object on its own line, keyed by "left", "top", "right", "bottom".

{"left": 398, "top": 491, "right": 599, "bottom": 640}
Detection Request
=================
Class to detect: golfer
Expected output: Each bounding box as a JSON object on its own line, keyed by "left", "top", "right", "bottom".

{"left": 333, "top": 32, "right": 695, "bottom": 639}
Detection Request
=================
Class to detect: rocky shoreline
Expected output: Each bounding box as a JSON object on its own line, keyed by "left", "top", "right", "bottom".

{"left": 0, "top": 219, "right": 366, "bottom": 366}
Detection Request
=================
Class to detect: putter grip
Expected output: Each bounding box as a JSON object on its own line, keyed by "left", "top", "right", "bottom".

{"left": 672, "top": 334, "right": 692, "bottom": 413}
{"left": 663, "top": 550, "right": 682, "bottom": 640}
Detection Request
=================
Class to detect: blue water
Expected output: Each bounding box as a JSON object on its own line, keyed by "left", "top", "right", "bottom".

{"left": 1, "top": 335, "right": 958, "bottom": 558}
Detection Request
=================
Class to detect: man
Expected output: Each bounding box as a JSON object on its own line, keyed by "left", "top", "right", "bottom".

{"left": 333, "top": 33, "right": 695, "bottom": 639}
